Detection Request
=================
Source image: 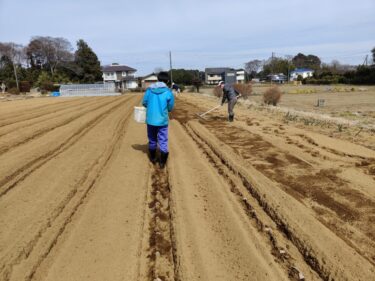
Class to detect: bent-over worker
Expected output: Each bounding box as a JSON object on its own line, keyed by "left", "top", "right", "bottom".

{"left": 218, "top": 81, "right": 240, "bottom": 122}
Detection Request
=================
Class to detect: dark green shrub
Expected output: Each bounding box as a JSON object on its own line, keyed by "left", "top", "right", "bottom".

{"left": 40, "top": 81, "right": 55, "bottom": 91}
{"left": 5, "top": 80, "right": 17, "bottom": 89}
{"left": 19, "top": 81, "right": 32, "bottom": 92}
{"left": 7, "top": 87, "right": 20, "bottom": 95}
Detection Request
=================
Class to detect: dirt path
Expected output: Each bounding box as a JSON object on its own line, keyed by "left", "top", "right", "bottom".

{"left": 0, "top": 94, "right": 374, "bottom": 280}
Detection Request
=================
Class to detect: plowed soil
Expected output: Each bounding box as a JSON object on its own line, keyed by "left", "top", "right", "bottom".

{"left": 0, "top": 94, "right": 374, "bottom": 281}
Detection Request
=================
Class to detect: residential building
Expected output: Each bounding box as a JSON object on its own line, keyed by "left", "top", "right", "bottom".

{"left": 141, "top": 73, "right": 158, "bottom": 89}
{"left": 236, "top": 69, "right": 247, "bottom": 84}
{"left": 290, "top": 68, "right": 314, "bottom": 81}
{"left": 205, "top": 67, "right": 237, "bottom": 85}
{"left": 102, "top": 63, "right": 138, "bottom": 90}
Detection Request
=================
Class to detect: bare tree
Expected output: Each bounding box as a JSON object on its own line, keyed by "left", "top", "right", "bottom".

{"left": 330, "top": 59, "right": 340, "bottom": 69}
{"left": 244, "top": 59, "right": 263, "bottom": 75}
{"left": 327, "top": 60, "right": 356, "bottom": 73}
{"left": 0, "top": 42, "right": 25, "bottom": 90}
{"left": 26, "top": 36, "right": 73, "bottom": 75}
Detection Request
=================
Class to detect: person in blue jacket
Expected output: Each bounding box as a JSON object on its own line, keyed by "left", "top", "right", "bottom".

{"left": 142, "top": 72, "right": 175, "bottom": 168}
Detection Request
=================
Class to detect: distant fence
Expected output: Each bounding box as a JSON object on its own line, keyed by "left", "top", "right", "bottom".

{"left": 59, "top": 83, "right": 119, "bottom": 97}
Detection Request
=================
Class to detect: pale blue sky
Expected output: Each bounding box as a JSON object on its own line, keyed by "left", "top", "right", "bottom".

{"left": 0, "top": 0, "right": 374, "bottom": 75}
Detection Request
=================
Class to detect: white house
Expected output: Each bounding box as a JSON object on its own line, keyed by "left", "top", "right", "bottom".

{"left": 236, "top": 69, "right": 246, "bottom": 84}
{"left": 102, "top": 64, "right": 138, "bottom": 90}
{"left": 205, "top": 67, "right": 237, "bottom": 85}
{"left": 290, "top": 68, "right": 314, "bottom": 81}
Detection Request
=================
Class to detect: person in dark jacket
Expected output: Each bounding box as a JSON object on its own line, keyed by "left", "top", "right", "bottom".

{"left": 142, "top": 72, "right": 175, "bottom": 168}
{"left": 218, "top": 81, "right": 240, "bottom": 122}
{"left": 172, "top": 83, "right": 181, "bottom": 95}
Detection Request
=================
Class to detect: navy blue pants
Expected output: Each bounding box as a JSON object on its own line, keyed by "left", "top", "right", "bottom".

{"left": 147, "top": 125, "right": 169, "bottom": 153}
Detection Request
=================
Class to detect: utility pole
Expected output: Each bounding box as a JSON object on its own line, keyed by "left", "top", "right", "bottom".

{"left": 169, "top": 51, "right": 173, "bottom": 85}
{"left": 271, "top": 52, "right": 274, "bottom": 85}
{"left": 12, "top": 63, "right": 19, "bottom": 90}
{"left": 286, "top": 55, "right": 292, "bottom": 84}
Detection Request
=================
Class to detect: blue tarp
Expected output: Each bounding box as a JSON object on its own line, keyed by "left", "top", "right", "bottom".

{"left": 51, "top": 92, "right": 60, "bottom": 97}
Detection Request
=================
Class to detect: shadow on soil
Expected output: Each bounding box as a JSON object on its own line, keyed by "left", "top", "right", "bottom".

{"left": 131, "top": 144, "right": 149, "bottom": 154}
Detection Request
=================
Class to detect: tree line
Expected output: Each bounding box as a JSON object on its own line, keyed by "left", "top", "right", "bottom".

{"left": 0, "top": 37, "right": 102, "bottom": 94}
{"left": 244, "top": 48, "right": 375, "bottom": 84}
{"left": 1, "top": 36, "right": 374, "bottom": 95}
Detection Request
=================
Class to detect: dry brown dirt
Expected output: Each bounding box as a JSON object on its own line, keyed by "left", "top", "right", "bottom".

{"left": 0, "top": 94, "right": 374, "bottom": 281}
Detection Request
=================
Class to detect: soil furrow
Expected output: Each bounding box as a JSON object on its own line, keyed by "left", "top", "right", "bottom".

{"left": 182, "top": 122, "right": 322, "bottom": 281}
{"left": 0, "top": 97, "right": 101, "bottom": 138}
{"left": 0, "top": 97, "right": 119, "bottom": 156}
{"left": 0, "top": 98, "right": 90, "bottom": 126}
{"left": 25, "top": 98, "right": 136, "bottom": 281}
{"left": 1, "top": 92, "right": 374, "bottom": 280}
{"left": 146, "top": 166, "right": 179, "bottom": 281}
{"left": 185, "top": 120, "right": 374, "bottom": 280}
{"left": 0, "top": 96, "right": 132, "bottom": 197}
{"left": 174, "top": 97, "right": 375, "bottom": 265}
{"left": 168, "top": 120, "right": 291, "bottom": 280}
{"left": 0, "top": 96, "right": 140, "bottom": 281}
{"left": 28, "top": 111, "right": 150, "bottom": 281}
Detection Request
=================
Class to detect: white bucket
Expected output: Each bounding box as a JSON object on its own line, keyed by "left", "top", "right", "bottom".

{"left": 134, "top": 106, "right": 146, "bottom": 123}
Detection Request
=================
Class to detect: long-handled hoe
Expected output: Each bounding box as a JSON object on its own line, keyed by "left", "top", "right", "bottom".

{"left": 196, "top": 94, "right": 242, "bottom": 120}
{"left": 196, "top": 104, "right": 221, "bottom": 120}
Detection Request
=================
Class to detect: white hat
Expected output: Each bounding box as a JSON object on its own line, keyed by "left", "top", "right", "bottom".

{"left": 218, "top": 81, "right": 224, "bottom": 86}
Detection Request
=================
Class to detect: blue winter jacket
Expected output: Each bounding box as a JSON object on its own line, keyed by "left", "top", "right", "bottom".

{"left": 142, "top": 82, "right": 175, "bottom": 126}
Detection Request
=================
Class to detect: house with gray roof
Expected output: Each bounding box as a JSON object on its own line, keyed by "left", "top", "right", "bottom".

{"left": 205, "top": 67, "right": 237, "bottom": 85}
{"left": 267, "top": 73, "right": 288, "bottom": 83}
{"left": 102, "top": 63, "right": 138, "bottom": 90}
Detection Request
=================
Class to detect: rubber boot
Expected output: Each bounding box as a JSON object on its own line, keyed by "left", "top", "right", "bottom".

{"left": 149, "top": 149, "right": 157, "bottom": 164}
{"left": 159, "top": 152, "right": 169, "bottom": 169}
{"left": 229, "top": 114, "right": 234, "bottom": 122}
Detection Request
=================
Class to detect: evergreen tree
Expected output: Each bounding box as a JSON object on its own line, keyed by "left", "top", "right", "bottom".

{"left": 292, "top": 53, "right": 321, "bottom": 70}
{"left": 0, "top": 56, "right": 14, "bottom": 84}
{"left": 74, "top": 39, "right": 102, "bottom": 83}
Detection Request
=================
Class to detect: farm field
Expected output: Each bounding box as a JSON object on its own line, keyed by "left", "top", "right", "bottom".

{"left": 199, "top": 85, "right": 375, "bottom": 123}
{"left": 0, "top": 93, "right": 374, "bottom": 281}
